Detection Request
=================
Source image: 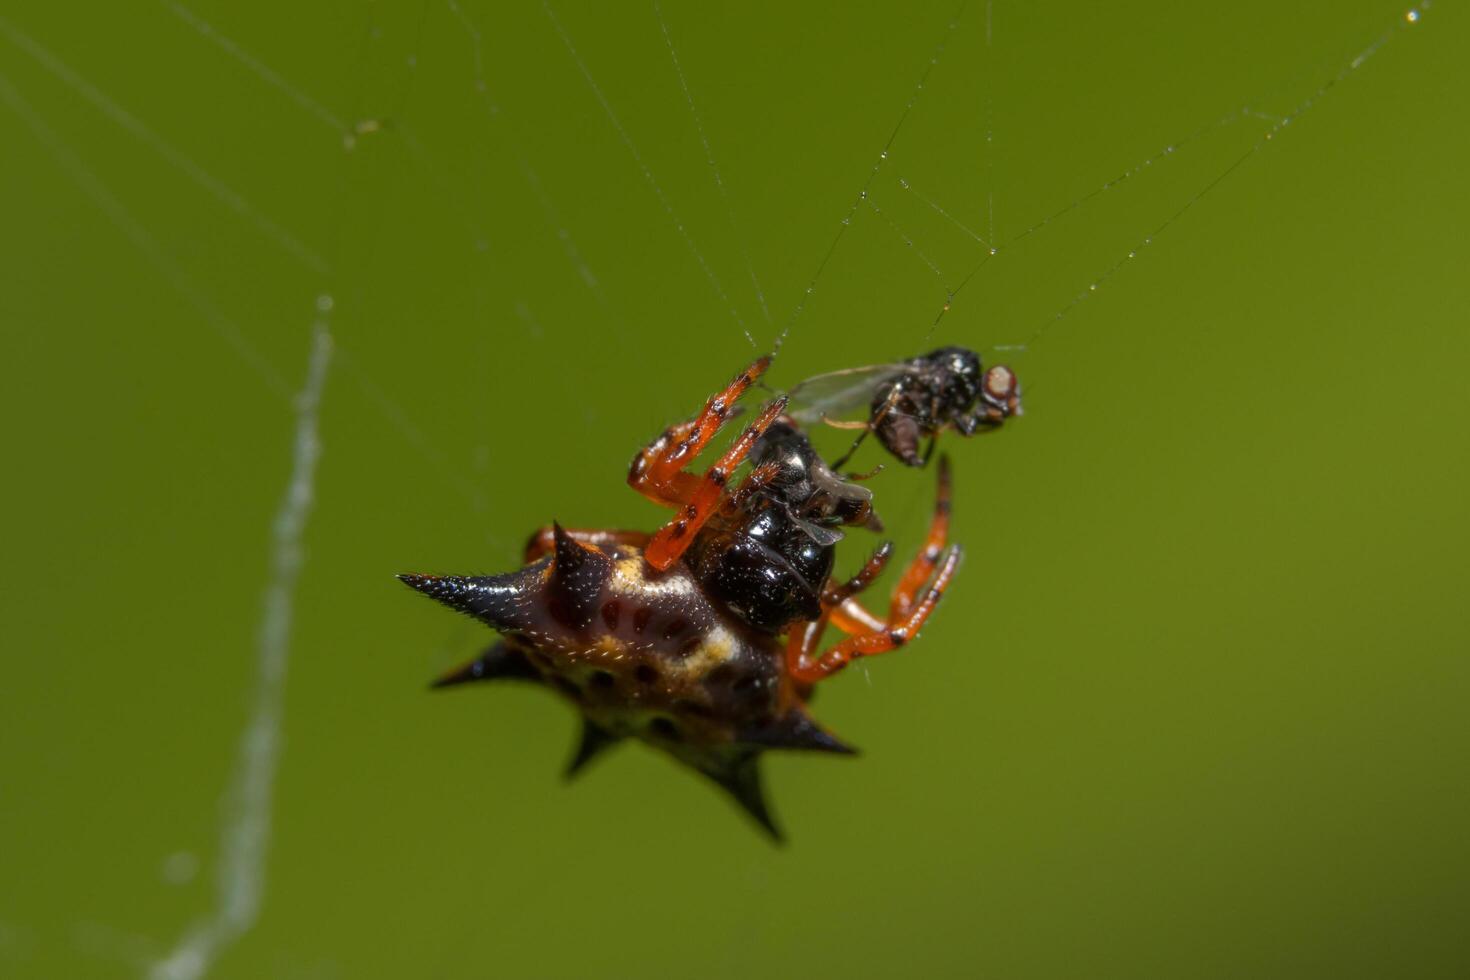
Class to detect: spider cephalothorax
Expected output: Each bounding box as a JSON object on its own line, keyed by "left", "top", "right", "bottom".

{"left": 400, "top": 356, "right": 962, "bottom": 839}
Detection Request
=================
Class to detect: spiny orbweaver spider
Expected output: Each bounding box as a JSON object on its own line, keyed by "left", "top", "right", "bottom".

{"left": 400, "top": 354, "right": 1001, "bottom": 840}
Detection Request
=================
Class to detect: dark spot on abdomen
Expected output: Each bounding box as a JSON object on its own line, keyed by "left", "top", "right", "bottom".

{"left": 672, "top": 698, "right": 712, "bottom": 719}
{"left": 648, "top": 717, "right": 681, "bottom": 741}
{"left": 732, "top": 672, "right": 768, "bottom": 705}
{"left": 600, "top": 600, "right": 621, "bottom": 630}
{"left": 632, "top": 607, "right": 652, "bottom": 634}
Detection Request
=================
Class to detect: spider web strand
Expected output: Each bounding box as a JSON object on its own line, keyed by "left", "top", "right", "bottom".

{"left": 655, "top": 0, "right": 772, "bottom": 330}
{"left": 543, "top": 0, "right": 753, "bottom": 346}
{"left": 148, "top": 308, "right": 334, "bottom": 980}
{"left": 996, "top": 5, "right": 1427, "bottom": 353}
{"left": 166, "top": 2, "right": 349, "bottom": 136}
{"left": 0, "top": 68, "right": 291, "bottom": 398}
{"left": 775, "top": 0, "right": 971, "bottom": 353}
{"left": 0, "top": 15, "right": 327, "bottom": 275}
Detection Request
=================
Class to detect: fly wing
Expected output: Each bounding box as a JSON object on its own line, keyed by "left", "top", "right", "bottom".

{"left": 781, "top": 363, "right": 907, "bottom": 425}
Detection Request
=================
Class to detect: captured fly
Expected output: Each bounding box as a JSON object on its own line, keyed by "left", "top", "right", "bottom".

{"left": 783, "top": 346, "right": 1021, "bottom": 467}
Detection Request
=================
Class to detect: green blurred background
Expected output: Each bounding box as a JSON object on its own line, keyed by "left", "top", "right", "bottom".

{"left": 3, "top": 1, "right": 1467, "bottom": 977}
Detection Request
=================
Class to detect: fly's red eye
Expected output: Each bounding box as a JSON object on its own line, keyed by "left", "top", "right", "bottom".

{"left": 984, "top": 365, "right": 1016, "bottom": 400}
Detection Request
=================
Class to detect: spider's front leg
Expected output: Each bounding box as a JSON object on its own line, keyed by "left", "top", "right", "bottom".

{"left": 789, "top": 456, "right": 962, "bottom": 683}
{"left": 627, "top": 356, "right": 771, "bottom": 507}
{"left": 628, "top": 356, "right": 787, "bottom": 571}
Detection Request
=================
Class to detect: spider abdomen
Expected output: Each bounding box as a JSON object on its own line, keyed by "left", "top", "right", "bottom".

{"left": 403, "top": 531, "right": 784, "bottom": 741}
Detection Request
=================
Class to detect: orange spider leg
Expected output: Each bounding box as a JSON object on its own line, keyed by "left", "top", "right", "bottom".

{"left": 825, "top": 455, "right": 951, "bottom": 633}
{"left": 826, "top": 542, "right": 894, "bottom": 603}
{"left": 523, "top": 527, "right": 649, "bottom": 563}
{"left": 644, "top": 394, "right": 788, "bottom": 571}
{"left": 828, "top": 599, "right": 885, "bottom": 635}
{"left": 784, "top": 618, "right": 828, "bottom": 683}
{"left": 787, "top": 456, "right": 961, "bottom": 683}
{"left": 891, "top": 454, "right": 952, "bottom": 618}
{"left": 787, "top": 545, "right": 961, "bottom": 684}
{"left": 627, "top": 356, "right": 771, "bottom": 508}
{"left": 784, "top": 543, "right": 893, "bottom": 684}
{"left": 730, "top": 457, "right": 785, "bottom": 508}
